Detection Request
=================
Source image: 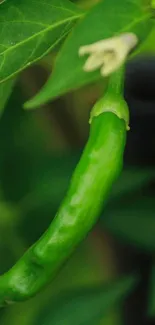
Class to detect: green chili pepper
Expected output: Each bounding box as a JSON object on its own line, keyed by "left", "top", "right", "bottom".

{"left": 0, "top": 67, "right": 128, "bottom": 305}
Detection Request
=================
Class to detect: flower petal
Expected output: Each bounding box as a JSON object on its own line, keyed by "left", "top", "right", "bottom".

{"left": 83, "top": 52, "right": 105, "bottom": 72}
{"left": 79, "top": 33, "right": 138, "bottom": 76}
{"left": 100, "top": 57, "right": 122, "bottom": 76}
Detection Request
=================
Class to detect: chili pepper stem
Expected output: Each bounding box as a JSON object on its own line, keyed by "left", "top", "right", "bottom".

{"left": 107, "top": 65, "right": 125, "bottom": 96}
{"left": 90, "top": 66, "right": 130, "bottom": 130}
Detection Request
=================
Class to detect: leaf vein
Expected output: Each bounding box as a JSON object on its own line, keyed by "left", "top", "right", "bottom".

{"left": 0, "top": 14, "right": 81, "bottom": 57}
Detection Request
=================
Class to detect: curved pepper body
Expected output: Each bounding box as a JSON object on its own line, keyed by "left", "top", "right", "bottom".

{"left": 0, "top": 111, "right": 126, "bottom": 304}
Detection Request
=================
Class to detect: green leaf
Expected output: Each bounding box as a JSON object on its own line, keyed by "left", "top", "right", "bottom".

{"left": 110, "top": 168, "right": 155, "bottom": 200}
{"left": 151, "top": 0, "right": 155, "bottom": 9}
{"left": 0, "top": 0, "right": 82, "bottom": 83}
{"left": 25, "top": 0, "right": 153, "bottom": 109}
{"left": 0, "top": 79, "right": 16, "bottom": 117}
{"left": 35, "top": 275, "right": 137, "bottom": 325}
{"left": 103, "top": 196, "right": 155, "bottom": 252}
{"left": 131, "top": 25, "right": 155, "bottom": 57}
{"left": 148, "top": 261, "right": 155, "bottom": 318}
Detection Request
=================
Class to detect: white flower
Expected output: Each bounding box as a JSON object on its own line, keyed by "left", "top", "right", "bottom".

{"left": 79, "top": 33, "right": 138, "bottom": 76}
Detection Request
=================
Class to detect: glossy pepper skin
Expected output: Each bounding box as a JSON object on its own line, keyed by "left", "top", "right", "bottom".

{"left": 0, "top": 70, "right": 128, "bottom": 305}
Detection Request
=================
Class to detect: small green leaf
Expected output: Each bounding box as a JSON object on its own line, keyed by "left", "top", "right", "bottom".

{"left": 148, "top": 261, "right": 155, "bottom": 318}
{"left": 103, "top": 196, "right": 155, "bottom": 252}
{"left": 35, "top": 275, "right": 138, "bottom": 325}
{"left": 0, "top": 0, "right": 82, "bottom": 83}
{"left": 0, "top": 79, "right": 16, "bottom": 116}
{"left": 25, "top": 0, "right": 153, "bottom": 109}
